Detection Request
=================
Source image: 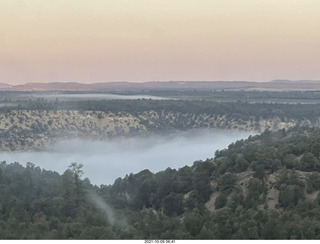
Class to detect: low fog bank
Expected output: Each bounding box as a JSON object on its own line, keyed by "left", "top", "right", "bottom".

{"left": 33, "top": 93, "right": 171, "bottom": 101}
{"left": 0, "top": 129, "right": 252, "bottom": 185}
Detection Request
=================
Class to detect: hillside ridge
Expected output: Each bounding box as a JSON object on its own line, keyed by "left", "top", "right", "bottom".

{"left": 0, "top": 108, "right": 317, "bottom": 151}
{"left": 2, "top": 80, "right": 320, "bottom": 92}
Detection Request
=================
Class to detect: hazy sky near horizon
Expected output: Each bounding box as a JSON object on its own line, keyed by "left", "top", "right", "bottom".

{"left": 1, "top": 0, "right": 320, "bottom": 84}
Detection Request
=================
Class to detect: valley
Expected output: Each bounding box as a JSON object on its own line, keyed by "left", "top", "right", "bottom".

{"left": 1, "top": 88, "right": 320, "bottom": 239}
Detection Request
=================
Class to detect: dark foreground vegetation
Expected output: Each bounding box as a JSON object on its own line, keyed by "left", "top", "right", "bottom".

{"left": 2, "top": 126, "right": 320, "bottom": 239}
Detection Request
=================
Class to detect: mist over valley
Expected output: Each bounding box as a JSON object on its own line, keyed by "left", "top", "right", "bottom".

{"left": 0, "top": 129, "right": 251, "bottom": 185}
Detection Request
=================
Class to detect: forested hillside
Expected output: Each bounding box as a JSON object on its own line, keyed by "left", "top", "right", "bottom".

{"left": 2, "top": 126, "right": 320, "bottom": 239}
{"left": 1, "top": 98, "right": 320, "bottom": 151}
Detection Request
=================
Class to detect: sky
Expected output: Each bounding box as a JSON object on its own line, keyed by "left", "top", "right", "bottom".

{"left": 1, "top": 0, "right": 320, "bottom": 85}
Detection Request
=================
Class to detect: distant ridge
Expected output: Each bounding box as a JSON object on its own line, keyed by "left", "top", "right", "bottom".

{"left": 1, "top": 80, "right": 320, "bottom": 92}
{"left": 270, "top": 79, "right": 320, "bottom": 84}
{"left": 0, "top": 83, "right": 13, "bottom": 89}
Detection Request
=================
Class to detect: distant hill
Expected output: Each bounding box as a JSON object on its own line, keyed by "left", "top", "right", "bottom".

{"left": 0, "top": 83, "right": 12, "bottom": 89}
{"left": 2, "top": 80, "right": 320, "bottom": 92}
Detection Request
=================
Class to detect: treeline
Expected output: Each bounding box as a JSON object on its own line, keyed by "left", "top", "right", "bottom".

{"left": 6, "top": 98, "right": 320, "bottom": 123}
{"left": 3, "top": 90, "right": 320, "bottom": 103}
{"left": 148, "top": 90, "right": 320, "bottom": 102}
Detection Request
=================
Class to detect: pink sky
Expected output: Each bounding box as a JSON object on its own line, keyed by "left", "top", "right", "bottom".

{"left": 1, "top": 0, "right": 320, "bottom": 85}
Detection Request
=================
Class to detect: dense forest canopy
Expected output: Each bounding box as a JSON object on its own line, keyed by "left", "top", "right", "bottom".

{"left": 2, "top": 126, "right": 320, "bottom": 239}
